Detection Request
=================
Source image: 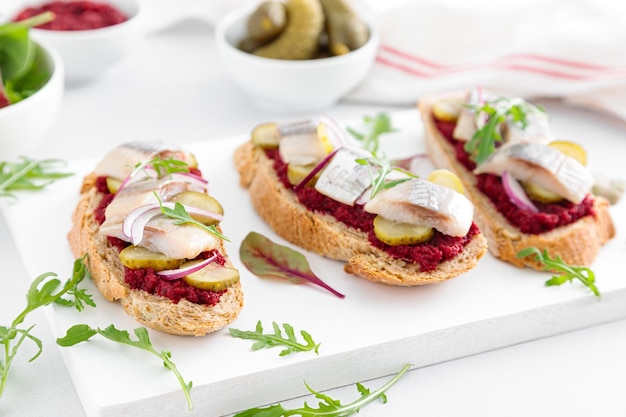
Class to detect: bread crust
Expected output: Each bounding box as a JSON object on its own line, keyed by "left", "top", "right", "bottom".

{"left": 234, "top": 141, "right": 488, "bottom": 286}
{"left": 418, "top": 92, "right": 616, "bottom": 269}
{"left": 68, "top": 173, "right": 244, "bottom": 337}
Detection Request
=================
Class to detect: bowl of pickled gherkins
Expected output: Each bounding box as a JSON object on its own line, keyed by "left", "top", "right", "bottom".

{"left": 215, "top": 0, "right": 379, "bottom": 111}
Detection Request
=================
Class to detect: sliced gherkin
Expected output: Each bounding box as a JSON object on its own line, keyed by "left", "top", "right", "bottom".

{"left": 251, "top": 122, "right": 281, "bottom": 149}
{"left": 373, "top": 215, "right": 434, "bottom": 246}
{"left": 171, "top": 191, "right": 224, "bottom": 225}
{"left": 106, "top": 176, "right": 122, "bottom": 194}
{"left": 522, "top": 182, "right": 563, "bottom": 203}
{"left": 287, "top": 163, "right": 318, "bottom": 186}
{"left": 119, "top": 245, "right": 184, "bottom": 271}
{"left": 182, "top": 262, "right": 240, "bottom": 291}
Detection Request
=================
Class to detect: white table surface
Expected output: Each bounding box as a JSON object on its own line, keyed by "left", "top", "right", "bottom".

{"left": 1, "top": 9, "right": 626, "bottom": 417}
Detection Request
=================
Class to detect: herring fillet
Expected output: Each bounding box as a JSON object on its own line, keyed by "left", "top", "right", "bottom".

{"left": 314, "top": 147, "right": 371, "bottom": 206}
{"left": 94, "top": 141, "right": 195, "bottom": 180}
{"left": 99, "top": 177, "right": 219, "bottom": 260}
{"left": 474, "top": 142, "right": 593, "bottom": 204}
{"left": 364, "top": 178, "right": 474, "bottom": 237}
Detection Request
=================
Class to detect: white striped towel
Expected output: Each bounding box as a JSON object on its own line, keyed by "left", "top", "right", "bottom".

{"left": 346, "top": 0, "right": 626, "bottom": 120}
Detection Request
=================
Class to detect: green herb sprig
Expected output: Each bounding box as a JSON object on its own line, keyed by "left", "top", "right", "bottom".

{"left": 154, "top": 192, "right": 229, "bottom": 241}
{"left": 355, "top": 153, "right": 416, "bottom": 199}
{"left": 230, "top": 321, "right": 321, "bottom": 356}
{"left": 0, "top": 157, "right": 73, "bottom": 199}
{"left": 57, "top": 324, "right": 194, "bottom": 410}
{"left": 517, "top": 247, "right": 600, "bottom": 298}
{"left": 233, "top": 363, "right": 411, "bottom": 416}
{"left": 348, "top": 113, "right": 413, "bottom": 198}
{"left": 0, "top": 257, "right": 92, "bottom": 400}
{"left": 464, "top": 97, "right": 544, "bottom": 166}
{"left": 130, "top": 156, "right": 190, "bottom": 179}
{"left": 347, "top": 112, "right": 396, "bottom": 153}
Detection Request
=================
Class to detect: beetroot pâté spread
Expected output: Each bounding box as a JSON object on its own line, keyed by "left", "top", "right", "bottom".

{"left": 14, "top": 1, "right": 127, "bottom": 31}
{"left": 93, "top": 176, "right": 227, "bottom": 306}
{"left": 266, "top": 149, "right": 480, "bottom": 272}
{"left": 432, "top": 116, "right": 594, "bottom": 234}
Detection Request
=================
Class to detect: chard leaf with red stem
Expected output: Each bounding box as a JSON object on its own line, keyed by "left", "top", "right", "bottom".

{"left": 239, "top": 232, "right": 345, "bottom": 298}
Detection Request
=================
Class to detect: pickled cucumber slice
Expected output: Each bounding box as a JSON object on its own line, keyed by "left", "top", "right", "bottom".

{"left": 548, "top": 140, "right": 587, "bottom": 166}
{"left": 373, "top": 215, "right": 434, "bottom": 246}
{"left": 432, "top": 98, "right": 462, "bottom": 122}
{"left": 106, "top": 177, "right": 122, "bottom": 194}
{"left": 427, "top": 169, "right": 464, "bottom": 194}
{"left": 287, "top": 163, "right": 317, "bottom": 186}
{"left": 171, "top": 191, "right": 224, "bottom": 225}
{"left": 522, "top": 182, "right": 562, "bottom": 203}
{"left": 182, "top": 261, "right": 240, "bottom": 291}
{"left": 251, "top": 122, "right": 280, "bottom": 149}
{"left": 518, "top": 141, "right": 586, "bottom": 204}
{"left": 119, "top": 245, "right": 184, "bottom": 271}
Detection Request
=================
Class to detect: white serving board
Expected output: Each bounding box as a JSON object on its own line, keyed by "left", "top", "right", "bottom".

{"left": 2, "top": 110, "right": 625, "bottom": 417}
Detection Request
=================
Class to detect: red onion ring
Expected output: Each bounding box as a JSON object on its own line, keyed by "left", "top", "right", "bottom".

{"left": 502, "top": 170, "right": 539, "bottom": 212}
{"left": 122, "top": 202, "right": 224, "bottom": 244}
{"left": 320, "top": 115, "right": 351, "bottom": 148}
{"left": 116, "top": 167, "right": 208, "bottom": 194}
{"left": 293, "top": 148, "right": 340, "bottom": 192}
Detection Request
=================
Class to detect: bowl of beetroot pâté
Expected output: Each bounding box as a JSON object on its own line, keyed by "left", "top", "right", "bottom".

{"left": 3, "top": 0, "right": 143, "bottom": 82}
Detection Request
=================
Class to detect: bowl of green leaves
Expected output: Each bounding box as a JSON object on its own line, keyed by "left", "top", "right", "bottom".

{"left": 0, "top": 12, "right": 64, "bottom": 160}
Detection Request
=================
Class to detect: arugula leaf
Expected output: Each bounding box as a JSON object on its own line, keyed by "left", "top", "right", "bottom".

{"left": 130, "top": 156, "right": 190, "bottom": 179}
{"left": 233, "top": 363, "right": 411, "bottom": 416}
{"left": 0, "top": 157, "right": 73, "bottom": 199}
{"left": 230, "top": 321, "right": 321, "bottom": 356}
{"left": 154, "top": 192, "right": 229, "bottom": 241}
{"left": 347, "top": 113, "right": 414, "bottom": 199}
{"left": 53, "top": 260, "right": 95, "bottom": 312}
{"left": 347, "top": 112, "right": 396, "bottom": 153}
{"left": 57, "top": 324, "right": 194, "bottom": 410}
{"left": 0, "top": 257, "right": 92, "bottom": 400}
{"left": 516, "top": 247, "right": 600, "bottom": 298}
{"left": 239, "top": 231, "right": 345, "bottom": 298}
{"left": 355, "top": 152, "right": 416, "bottom": 199}
{"left": 464, "top": 97, "right": 544, "bottom": 166}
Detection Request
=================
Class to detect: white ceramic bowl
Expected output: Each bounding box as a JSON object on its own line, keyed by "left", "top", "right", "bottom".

{"left": 215, "top": 5, "right": 380, "bottom": 112}
{"left": 0, "top": 39, "right": 64, "bottom": 160}
{"left": 1, "top": 0, "right": 143, "bottom": 83}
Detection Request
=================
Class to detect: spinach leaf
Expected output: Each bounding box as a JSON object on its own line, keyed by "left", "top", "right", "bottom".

{"left": 0, "top": 12, "right": 54, "bottom": 106}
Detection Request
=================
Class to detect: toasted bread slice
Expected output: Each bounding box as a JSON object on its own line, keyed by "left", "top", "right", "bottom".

{"left": 234, "top": 141, "right": 488, "bottom": 286}
{"left": 418, "top": 91, "right": 616, "bottom": 269}
{"left": 68, "top": 173, "right": 243, "bottom": 337}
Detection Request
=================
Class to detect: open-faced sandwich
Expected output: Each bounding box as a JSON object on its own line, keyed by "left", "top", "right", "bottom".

{"left": 234, "top": 118, "right": 488, "bottom": 286}
{"left": 418, "top": 87, "right": 616, "bottom": 269}
{"left": 68, "top": 142, "right": 243, "bottom": 336}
